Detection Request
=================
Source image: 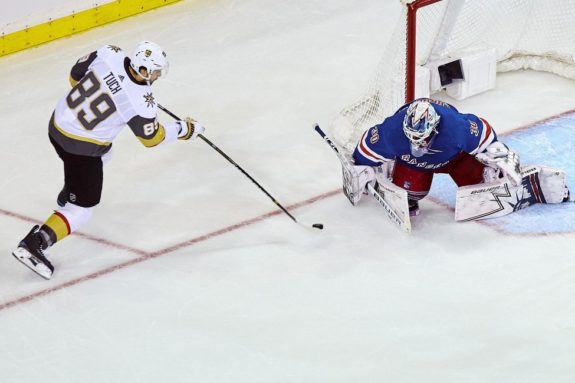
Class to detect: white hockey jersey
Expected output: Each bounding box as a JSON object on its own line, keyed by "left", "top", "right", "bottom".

{"left": 50, "top": 45, "right": 179, "bottom": 156}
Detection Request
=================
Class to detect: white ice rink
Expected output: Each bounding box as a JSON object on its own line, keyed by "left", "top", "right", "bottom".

{"left": 1, "top": 1, "right": 575, "bottom": 382}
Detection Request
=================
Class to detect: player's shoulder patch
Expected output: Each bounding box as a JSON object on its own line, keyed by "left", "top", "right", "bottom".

{"left": 130, "top": 89, "right": 157, "bottom": 119}
{"left": 369, "top": 126, "right": 380, "bottom": 144}
{"left": 97, "top": 45, "right": 123, "bottom": 60}
{"left": 106, "top": 45, "right": 123, "bottom": 53}
{"left": 143, "top": 92, "right": 156, "bottom": 108}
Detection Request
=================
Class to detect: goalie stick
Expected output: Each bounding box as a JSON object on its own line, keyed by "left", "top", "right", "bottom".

{"left": 158, "top": 104, "right": 323, "bottom": 230}
{"left": 314, "top": 124, "right": 411, "bottom": 233}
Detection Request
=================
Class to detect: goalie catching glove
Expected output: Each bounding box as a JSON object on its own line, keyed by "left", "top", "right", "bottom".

{"left": 177, "top": 117, "right": 205, "bottom": 141}
{"left": 475, "top": 141, "right": 522, "bottom": 186}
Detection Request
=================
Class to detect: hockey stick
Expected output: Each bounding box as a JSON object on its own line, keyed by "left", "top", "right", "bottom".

{"left": 314, "top": 124, "right": 411, "bottom": 232}
{"left": 158, "top": 103, "right": 323, "bottom": 230}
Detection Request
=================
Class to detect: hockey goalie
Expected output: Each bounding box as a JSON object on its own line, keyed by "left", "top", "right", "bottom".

{"left": 340, "top": 98, "right": 571, "bottom": 222}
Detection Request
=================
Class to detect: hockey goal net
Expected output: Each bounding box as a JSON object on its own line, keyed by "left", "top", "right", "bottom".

{"left": 331, "top": 0, "right": 575, "bottom": 152}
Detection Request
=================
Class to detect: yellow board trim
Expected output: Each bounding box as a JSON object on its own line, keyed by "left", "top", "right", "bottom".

{"left": 1, "top": 0, "right": 182, "bottom": 57}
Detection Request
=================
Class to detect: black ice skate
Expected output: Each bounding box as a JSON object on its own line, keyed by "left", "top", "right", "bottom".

{"left": 12, "top": 225, "right": 54, "bottom": 280}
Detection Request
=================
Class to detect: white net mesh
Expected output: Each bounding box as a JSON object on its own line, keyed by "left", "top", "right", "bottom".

{"left": 331, "top": 0, "right": 575, "bottom": 152}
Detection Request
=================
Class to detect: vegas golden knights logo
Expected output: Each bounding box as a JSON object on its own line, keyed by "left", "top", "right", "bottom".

{"left": 145, "top": 49, "right": 152, "bottom": 57}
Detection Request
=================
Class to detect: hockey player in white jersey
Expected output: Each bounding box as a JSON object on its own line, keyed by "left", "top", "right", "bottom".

{"left": 12, "top": 41, "right": 204, "bottom": 279}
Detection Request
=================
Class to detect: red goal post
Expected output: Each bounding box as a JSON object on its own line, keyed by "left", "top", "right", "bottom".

{"left": 331, "top": 0, "right": 575, "bottom": 152}
{"left": 405, "top": 0, "right": 443, "bottom": 102}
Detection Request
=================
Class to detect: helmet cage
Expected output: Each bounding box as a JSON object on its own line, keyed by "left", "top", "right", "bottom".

{"left": 403, "top": 101, "right": 440, "bottom": 147}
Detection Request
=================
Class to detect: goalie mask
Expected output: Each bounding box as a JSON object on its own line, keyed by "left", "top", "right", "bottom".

{"left": 403, "top": 100, "right": 440, "bottom": 157}
{"left": 130, "top": 41, "right": 169, "bottom": 83}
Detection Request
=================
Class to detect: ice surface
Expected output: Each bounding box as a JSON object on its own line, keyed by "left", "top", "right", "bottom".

{"left": 1, "top": 1, "right": 574, "bottom": 382}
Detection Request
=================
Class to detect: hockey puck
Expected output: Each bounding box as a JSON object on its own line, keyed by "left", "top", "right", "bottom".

{"left": 312, "top": 223, "right": 324, "bottom": 230}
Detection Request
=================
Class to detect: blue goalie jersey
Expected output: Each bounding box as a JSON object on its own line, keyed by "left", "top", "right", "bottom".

{"left": 353, "top": 98, "right": 497, "bottom": 171}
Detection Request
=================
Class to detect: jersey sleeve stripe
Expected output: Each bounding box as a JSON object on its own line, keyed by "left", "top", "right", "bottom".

{"left": 136, "top": 125, "right": 167, "bottom": 147}
{"left": 470, "top": 118, "right": 496, "bottom": 155}
{"left": 357, "top": 130, "right": 391, "bottom": 164}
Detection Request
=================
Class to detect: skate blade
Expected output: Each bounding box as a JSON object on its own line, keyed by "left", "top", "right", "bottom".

{"left": 12, "top": 248, "right": 53, "bottom": 280}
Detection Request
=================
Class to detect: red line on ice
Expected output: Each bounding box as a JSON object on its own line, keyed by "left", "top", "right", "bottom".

{"left": 0, "top": 189, "right": 340, "bottom": 311}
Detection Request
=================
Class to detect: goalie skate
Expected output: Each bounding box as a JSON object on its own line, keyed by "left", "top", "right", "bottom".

{"left": 12, "top": 226, "right": 54, "bottom": 280}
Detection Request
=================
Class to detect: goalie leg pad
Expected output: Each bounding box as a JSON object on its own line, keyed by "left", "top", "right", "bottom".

{"left": 455, "top": 165, "right": 570, "bottom": 221}
{"left": 528, "top": 166, "right": 569, "bottom": 204}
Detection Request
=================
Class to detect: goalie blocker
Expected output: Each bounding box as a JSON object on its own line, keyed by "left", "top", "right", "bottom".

{"left": 455, "top": 165, "right": 571, "bottom": 221}
{"left": 315, "top": 124, "right": 411, "bottom": 232}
